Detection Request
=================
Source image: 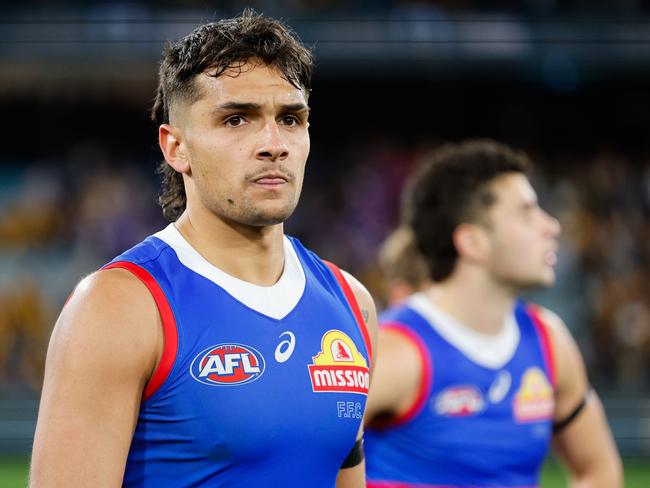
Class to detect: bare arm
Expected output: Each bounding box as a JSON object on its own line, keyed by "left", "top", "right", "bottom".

{"left": 363, "top": 327, "right": 422, "bottom": 423}
{"left": 335, "top": 446, "right": 366, "bottom": 488}
{"left": 30, "top": 269, "right": 161, "bottom": 487}
{"left": 335, "top": 271, "right": 378, "bottom": 488}
{"left": 539, "top": 308, "right": 623, "bottom": 488}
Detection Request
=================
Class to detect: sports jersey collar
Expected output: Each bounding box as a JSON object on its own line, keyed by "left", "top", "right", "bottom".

{"left": 153, "top": 224, "right": 306, "bottom": 320}
{"left": 408, "top": 292, "right": 520, "bottom": 369}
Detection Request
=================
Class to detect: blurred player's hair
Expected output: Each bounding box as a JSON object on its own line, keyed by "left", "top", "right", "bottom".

{"left": 405, "top": 139, "right": 531, "bottom": 282}
{"left": 152, "top": 9, "right": 314, "bottom": 221}
{"left": 378, "top": 226, "right": 429, "bottom": 305}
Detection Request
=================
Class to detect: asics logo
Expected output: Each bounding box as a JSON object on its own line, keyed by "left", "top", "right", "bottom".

{"left": 275, "top": 331, "right": 296, "bottom": 363}
{"left": 488, "top": 370, "right": 512, "bottom": 404}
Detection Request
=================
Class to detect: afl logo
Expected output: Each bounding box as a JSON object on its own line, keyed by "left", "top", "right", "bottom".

{"left": 190, "top": 343, "right": 265, "bottom": 386}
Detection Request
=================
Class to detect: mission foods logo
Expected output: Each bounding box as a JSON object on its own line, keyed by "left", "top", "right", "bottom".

{"left": 190, "top": 343, "right": 265, "bottom": 386}
{"left": 308, "top": 330, "right": 370, "bottom": 395}
{"left": 513, "top": 367, "right": 554, "bottom": 422}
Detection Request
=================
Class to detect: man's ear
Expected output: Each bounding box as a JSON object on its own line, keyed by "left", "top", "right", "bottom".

{"left": 159, "top": 124, "right": 190, "bottom": 174}
{"left": 453, "top": 223, "right": 489, "bottom": 264}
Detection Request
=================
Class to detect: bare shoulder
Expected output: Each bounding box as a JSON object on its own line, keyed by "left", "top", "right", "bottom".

{"left": 533, "top": 305, "right": 588, "bottom": 418}
{"left": 51, "top": 267, "right": 162, "bottom": 382}
{"left": 365, "top": 314, "right": 424, "bottom": 422}
{"left": 534, "top": 305, "right": 569, "bottom": 336}
{"left": 65, "top": 267, "right": 152, "bottom": 311}
{"left": 339, "top": 269, "right": 378, "bottom": 341}
{"left": 339, "top": 270, "right": 374, "bottom": 312}
{"left": 533, "top": 305, "right": 580, "bottom": 366}
{"left": 31, "top": 268, "right": 163, "bottom": 485}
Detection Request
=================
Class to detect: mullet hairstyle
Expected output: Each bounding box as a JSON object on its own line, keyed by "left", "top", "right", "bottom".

{"left": 152, "top": 9, "right": 314, "bottom": 221}
{"left": 405, "top": 139, "right": 532, "bottom": 282}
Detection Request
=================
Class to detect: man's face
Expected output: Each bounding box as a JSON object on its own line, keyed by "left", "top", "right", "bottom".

{"left": 481, "top": 173, "right": 561, "bottom": 290}
{"left": 176, "top": 62, "right": 310, "bottom": 227}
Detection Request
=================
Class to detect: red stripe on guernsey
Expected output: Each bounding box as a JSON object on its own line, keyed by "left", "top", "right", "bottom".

{"left": 372, "top": 322, "right": 433, "bottom": 429}
{"left": 323, "top": 261, "right": 373, "bottom": 366}
{"left": 102, "top": 261, "right": 178, "bottom": 401}
{"left": 368, "top": 482, "right": 538, "bottom": 488}
{"left": 527, "top": 304, "right": 557, "bottom": 388}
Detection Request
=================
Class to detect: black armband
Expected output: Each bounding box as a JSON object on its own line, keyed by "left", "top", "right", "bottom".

{"left": 553, "top": 389, "right": 593, "bottom": 434}
{"left": 340, "top": 438, "right": 364, "bottom": 469}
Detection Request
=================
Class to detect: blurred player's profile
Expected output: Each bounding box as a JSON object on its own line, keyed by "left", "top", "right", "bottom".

{"left": 377, "top": 226, "right": 429, "bottom": 306}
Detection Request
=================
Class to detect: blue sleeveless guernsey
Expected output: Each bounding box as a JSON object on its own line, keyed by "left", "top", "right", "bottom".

{"left": 365, "top": 293, "right": 556, "bottom": 488}
{"left": 103, "top": 224, "right": 372, "bottom": 487}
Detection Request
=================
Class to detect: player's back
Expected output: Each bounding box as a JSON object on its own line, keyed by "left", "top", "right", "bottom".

{"left": 365, "top": 293, "right": 555, "bottom": 487}
{"left": 106, "top": 224, "right": 372, "bottom": 487}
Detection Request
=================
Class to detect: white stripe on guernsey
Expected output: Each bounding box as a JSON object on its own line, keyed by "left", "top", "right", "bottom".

{"left": 407, "top": 292, "right": 520, "bottom": 369}
{"left": 153, "top": 224, "right": 306, "bottom": 320}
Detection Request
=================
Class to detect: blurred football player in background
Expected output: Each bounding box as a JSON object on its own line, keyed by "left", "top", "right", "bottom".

{"left": 364, "top": 139, "right": 622, "bottom": 487}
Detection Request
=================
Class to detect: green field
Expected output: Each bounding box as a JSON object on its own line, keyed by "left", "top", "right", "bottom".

{"left": 1, "top": 457, "right": 648, "bottom": 486}
{"left": 0, "top": 458, "right": 29, "bottom": 488}
{"left": 541, "top": 458, "right": 650, "bottom": 487}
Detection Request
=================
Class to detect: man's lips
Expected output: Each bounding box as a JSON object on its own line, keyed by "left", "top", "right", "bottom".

{"left": 251, "top": 174, "right": 289, "bottom": 187}
{"left": 544, "top": 249, "right": 557, "bottom": 266}
{"left": 247, "top": 166, "right": 295, "bottom": 188}
{"left": 255, "top": 177, "right": 287, "bottom": 184}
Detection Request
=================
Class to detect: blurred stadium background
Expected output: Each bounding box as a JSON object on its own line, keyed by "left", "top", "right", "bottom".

{"left": 1, "top": 0, "right": 650, "bottom": 486}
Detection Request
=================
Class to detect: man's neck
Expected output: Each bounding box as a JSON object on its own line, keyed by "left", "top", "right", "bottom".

{"left": 423, "top": 271, "right": 516, "bottom": 335}
{"left": 173, "top": 210, "right": 285, "bottom": 287}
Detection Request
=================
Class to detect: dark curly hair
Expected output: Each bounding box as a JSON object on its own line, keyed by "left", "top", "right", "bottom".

{"left": 405, "top": 139, "right": 531, "bottom": 282}
{"left": 152, "top": 9, "right": 314, "bottom": 221}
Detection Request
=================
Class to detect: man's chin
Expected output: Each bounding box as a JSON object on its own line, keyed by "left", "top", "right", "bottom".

{"left": 244, "top": 207, "right": 297, "bottom": 227}
{"left": 513, "top": 272, "right": 556, "bottom": 292}
{"left": 249, "top": 216, "right": 290, "bottom": 227}
{"left": 527, "top": 273, "right": 556, "bottom": 290}
{"left": 542, "top": 269, "right": 557, "bottom": 286}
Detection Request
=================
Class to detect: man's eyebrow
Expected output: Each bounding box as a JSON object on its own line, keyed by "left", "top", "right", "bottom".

{"left": 212, "top": 102, "right": 262, "bottom": 113}
{"left": 212, "top": 102, "right": 310, "bottom": 114}
{"left": 521, "top": 199, "right": 538, "bottom": 210}
{"left": 280, "top": 103, "right": 310, "bottom": 113}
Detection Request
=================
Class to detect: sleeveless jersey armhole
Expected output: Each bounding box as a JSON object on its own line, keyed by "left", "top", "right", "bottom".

{"left": 373, "top": 321, "right": 433, "bottom": 429}
{"left": 322, "top": 261, "right": 373, "bottom": 366}
{"left": 527, "top": 304, "right": 557, "bottom": 389}
{"left": 103, "top": 261, "right": 179, "bottom": 401}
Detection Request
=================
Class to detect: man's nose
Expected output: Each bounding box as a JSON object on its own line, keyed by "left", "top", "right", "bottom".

{"left": 545, "top": 210, "right": 561, "bottom": 237}
{"left": 256, "top": 121, "right": 289, "bottom": 162}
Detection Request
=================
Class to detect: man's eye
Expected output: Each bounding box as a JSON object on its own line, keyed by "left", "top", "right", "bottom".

{"left": 225, "top": 115, "right": 245, "bottom": 127}
{"left": 281, "top": 115, "right": 300, "bottom": 127}
{"left": 521, "top": 205, "right": 536, "bottom": 221}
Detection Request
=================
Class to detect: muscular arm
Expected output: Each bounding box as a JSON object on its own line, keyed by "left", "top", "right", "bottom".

{"left": 538, "top": 308, "right": 623, "bottom": 488}
{"left": 335, "top": 271, "right": 378, "bottom": 488}
{"left": 30, "top": 269, "right": 161, "bottom": 487}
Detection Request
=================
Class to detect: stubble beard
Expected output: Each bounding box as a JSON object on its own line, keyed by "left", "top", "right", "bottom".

{"left": 191, "top": 158, "right": 306, "bottom": 228}
{"left": 490, "top": 263, "right": 555, "bottom": 295}
{"left": 205, "top": 184, "right": 303, "bottom": 228}
{"left": 508, "top": 271, "right": 556, "bottom": 293}
{"left": 236, "top": 194, "right": 299, "bottom": 226}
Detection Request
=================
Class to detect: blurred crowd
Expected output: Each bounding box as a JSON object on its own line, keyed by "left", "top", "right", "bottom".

{"left": 13, "top": 0, "right": 650, "bottom": 13}
{"left": 0, "top": 140, "right": 648, "bottom": 396}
